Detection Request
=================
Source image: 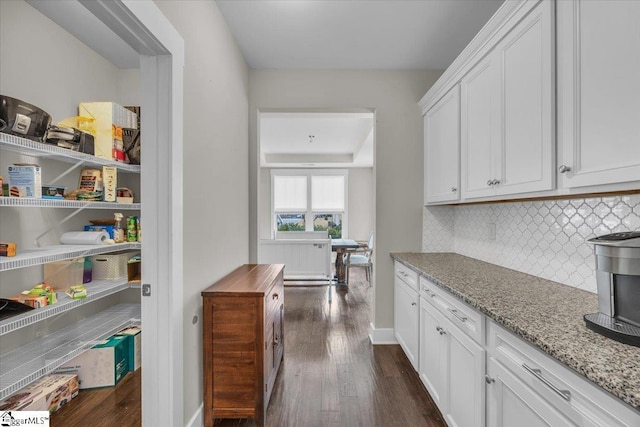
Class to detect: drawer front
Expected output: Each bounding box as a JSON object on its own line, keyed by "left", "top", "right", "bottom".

{"left": 420, "top": 276, "right": 484, "bottom": 345}
{"left": 266, "top": 276, "right": 284, "bottom": 319}
{"left": 488, "top": 321, "right": 640, "bottom": 427}
{"left": 395, "top": 261, "right": 418, "bottom": 292}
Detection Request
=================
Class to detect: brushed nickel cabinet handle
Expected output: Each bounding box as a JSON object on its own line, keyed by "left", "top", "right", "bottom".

{"left": 447, "top": 307, "right": 468, "bottom": 322}
{"left": 558, "top": 165, "right": 572, "bottom": 173}
{"left": 487, "top": 179, "right": 493, "bottom": 186}
{"left": 485, "top": 375, "right": 495, "bottom": 384}
{"left": 522, "top": 363, "right": 571, "bottom": 401}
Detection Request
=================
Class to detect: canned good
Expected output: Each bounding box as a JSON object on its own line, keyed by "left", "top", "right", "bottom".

{"left": 127, "top": 216, "right": 138, "bottom": 242}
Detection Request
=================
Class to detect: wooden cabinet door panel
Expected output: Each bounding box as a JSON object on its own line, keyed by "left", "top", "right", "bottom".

{"left": 558, "top": 0, "right": 640, "bottom": 188}
{"left": 425, "top": 85, "right": 461, "bottom": 204}
{"left": 497, "top": 0, "right": 554, "bottom": 195}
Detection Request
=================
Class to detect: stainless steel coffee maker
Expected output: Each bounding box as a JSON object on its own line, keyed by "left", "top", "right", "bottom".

{"left": 585, "top": 232, "right": 640, "bottom": 347}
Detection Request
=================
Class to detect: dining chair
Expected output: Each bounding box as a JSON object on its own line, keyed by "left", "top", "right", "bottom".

{"left": 345, "top": 233, "right": 374, "bottom": 285}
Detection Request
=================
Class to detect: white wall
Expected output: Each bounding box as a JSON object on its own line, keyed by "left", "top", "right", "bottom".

{"left": 258, "top": 167, "right": 374, "bottom": 241}
{"left": 153, "top": 1, "right": 250, "bottom": 424}
{"left": 423, "top": 194, "right": 640, "bottom": 294}
{"left": 249, "top": 70, "right": 441, "bottom": 330}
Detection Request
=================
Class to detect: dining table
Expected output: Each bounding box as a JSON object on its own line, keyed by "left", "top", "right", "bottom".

{"left": 331, "top": 238, "right": 360, "bottom": 284}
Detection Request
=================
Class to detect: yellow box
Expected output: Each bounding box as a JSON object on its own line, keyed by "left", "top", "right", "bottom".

{"left": 78, "top": 102, "right": 137, "bottom": 161}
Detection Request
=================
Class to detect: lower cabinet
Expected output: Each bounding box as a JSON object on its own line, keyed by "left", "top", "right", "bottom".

{"left": 394, "top": 264, "right": 419, "bottom": 370}
{"left": 486, "top": 358, "right": 574, "bottom": 427}
{"left": 202, "top": 264, "right": 285, "bottom": 427}
{"left": 420, "top": 296, "right": 485, "bottom": 427}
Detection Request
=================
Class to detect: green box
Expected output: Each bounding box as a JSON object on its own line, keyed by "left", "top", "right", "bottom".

{"left": 116, "top": 326, "right": 141, "bottom": 371}
{"left": 55, "top": 335, "right": 129, "bottom": 389}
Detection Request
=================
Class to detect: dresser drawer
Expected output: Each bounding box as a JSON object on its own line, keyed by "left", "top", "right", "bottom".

{"left": 488, "top": 320, "right": 639, "bottom": 427}
{"left": 395, "top": 261, "right": 418, "bottom": 291}
{"left": 420, "top": 276, "right": 484, "bottom": 345}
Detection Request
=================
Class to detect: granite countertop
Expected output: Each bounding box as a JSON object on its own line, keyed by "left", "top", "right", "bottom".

{"left": 390, "top": 252, "right": 640, "bottom": 411}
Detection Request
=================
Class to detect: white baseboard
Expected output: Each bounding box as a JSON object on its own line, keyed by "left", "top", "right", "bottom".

{"left": 368, "top": 323, "right": 398, "bottom": 344}
{"left": 186, "top": 403, "right": 203, "bottom": 427}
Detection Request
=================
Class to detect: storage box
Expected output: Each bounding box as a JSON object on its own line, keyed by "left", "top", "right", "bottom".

{"left": 55, "top": 335, "right": 129, "bottom": 389}
{"left": 8, "top": 164, "right": 42, "bottom": 198}
{"left": 11, "top": 294, "right": 48, "bottom": 308}
{"left": 42, "top": 185, "right": 65, "bottom": 200}
{"left": 127, "top": 256, "right": 141, "bottom": 283}
{"left": 0, "top": 374, "right": 79, "bottom": 413}
{"left": 44, "top": 258, "right": 84, "bottom": 289}
{"left": 78, "top": 102, "right": 137, "bottom": 161}
{"left": 116, "top": 326, "right": 141, "bottom": 371}
{"left": 0, "top": 242, "right": 16, "bottom": 257}
{"left": 90, "top": 251, "right": 137, "bottom": 280}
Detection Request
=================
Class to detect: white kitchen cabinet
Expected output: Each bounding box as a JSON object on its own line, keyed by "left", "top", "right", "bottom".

{"left": 486, "top": 358, "right": 574, "bottom": 427}
{"left": 488, "top": 320, "right": 640, "bottom": 427}
{"left": 557, "top": 0, "right": 640, "bottom": 189}
{"left": 394, "top": 262, "right": 419, "bottom": 370}
{"left": 424, "top": 85, "right": 460, "bottom": 204}
{"left": 461, "top": 0, "right": 554, "bottom": 200}
{"left": 419, "top": 295, "right": 485, "bottom": 427}
{"left": 419, "top": 295, "right": 447, "bottom": 408}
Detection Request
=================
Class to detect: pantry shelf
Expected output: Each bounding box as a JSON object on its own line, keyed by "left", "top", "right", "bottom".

{"left": 0, "top": 243, "right": 142, "bottom": 272}
{"left": 0, "top": 133, "right": 140, "bottom": 173}
{"left": 0, "top": 198, "right": 140, "bottom": 210}
{"left": 0, "top": 279, "right": 139, "bottom": 336}
{"left": 0, "top": 303, "right": 140, "bottom": 401}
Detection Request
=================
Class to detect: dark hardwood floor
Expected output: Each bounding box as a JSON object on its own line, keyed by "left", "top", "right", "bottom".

{"left": 51, "top": 268, "right": 445, "bottom": 427}
{"left": 216, "top": 269, "right": 445, "bottom": 427}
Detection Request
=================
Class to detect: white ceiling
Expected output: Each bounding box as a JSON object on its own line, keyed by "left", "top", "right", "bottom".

{"left": 223, "top": 0, "right": 504, "bottom": 168}
{"left": 216, "top": 0, "right": 504, "bottom": 69}
{"left": 260, "top": 112, "right": 374, "bottom": 167}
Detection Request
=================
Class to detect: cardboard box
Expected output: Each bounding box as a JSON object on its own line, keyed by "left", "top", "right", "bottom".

{"left": 78, "top": 102, "right": 137, "bottom": 161}
{"left": 55, "top": 335, "right": 129, "bottom": 389}
{"left": 127, "top": 257, "right": 141, "bottom": 283}
{"left": 7, "top": 164, "right": 42, "bottom": 198}
{"left": 0, "top": 242, "right": 16, "bottom": 257}
{"left": 0, "top": 374, "right": 79, "bottom": 413}
{"left": 44, "top": 258, "right": 84, "bottom": 289}
{"left": 11, "top": 294, "right": 48, "bottom": 308}
{"left": 102, "top": 166, "right": 117, "bottom": 202}
{"left": 116, "top": 326, "right": 141, "bottom": 371}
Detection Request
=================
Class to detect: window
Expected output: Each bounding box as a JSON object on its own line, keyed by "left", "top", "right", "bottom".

{"left": 272, "top": 170, "right": 348, "bottom": 238}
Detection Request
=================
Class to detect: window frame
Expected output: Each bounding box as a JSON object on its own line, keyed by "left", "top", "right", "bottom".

{"left": 271, "top": 169, "right": 349, "bottom": 237}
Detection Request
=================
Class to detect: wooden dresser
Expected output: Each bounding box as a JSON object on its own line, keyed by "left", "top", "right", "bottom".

{"left": 202, "top": 264, "right": 285, "bottom": 427}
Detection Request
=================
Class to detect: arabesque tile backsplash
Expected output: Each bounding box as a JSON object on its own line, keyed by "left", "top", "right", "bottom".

{"left": 422, "top": 194, "right": 640, "bottom": 293}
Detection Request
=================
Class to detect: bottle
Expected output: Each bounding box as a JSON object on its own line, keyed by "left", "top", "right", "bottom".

{"left": 114, "top": 213, "right": 125, "bottom": 243}
{"left": 137, "top": 216, "right": 142, "bottom": 242}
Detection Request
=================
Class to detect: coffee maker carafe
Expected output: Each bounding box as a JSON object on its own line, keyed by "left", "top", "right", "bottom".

{"left": 585, "top": 232, "right": 640, "bottom": 347}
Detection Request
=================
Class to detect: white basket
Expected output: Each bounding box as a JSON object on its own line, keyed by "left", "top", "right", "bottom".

{"left": 90, "top": 251, "right": 138, "bottom": 280}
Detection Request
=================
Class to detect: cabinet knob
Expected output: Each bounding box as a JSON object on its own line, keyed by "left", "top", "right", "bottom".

{"left": 436, "top": 326, "right": 443, "bottom": 332}
{"left": 451, "top": 187, "right": 457, "bottom": 192}
{"left": 492, "top": 179, "right": 500, "bottom": 185}
{"left": 487, "top": 179, "right": 493, "bottom": 186}
{"left": 272, "top": 293, "right": 279, "bottom": 300}
{"left": 411, "top": 302, "right": 417, "bottom": 306}
{"left": 485, "top": 375, "right": 495, "bottom": 384}
{"left": 439, "top": 329, "right": 446, "bottom": 335}
{"left": 558, "top": 165, "right": 572, "bottom": 174}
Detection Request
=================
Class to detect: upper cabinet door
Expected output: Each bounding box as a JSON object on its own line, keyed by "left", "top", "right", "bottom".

{"left": 424, "top": 85, "right": 461, "bottom": 204}
{"left": 460, "top": 54, "right": 499, "bottom": 200}
{"left": 496, "top": 0, "right": 555, "bottom": 196}
{"left": 558, "top": 0, "right": 640, "bottom": 188}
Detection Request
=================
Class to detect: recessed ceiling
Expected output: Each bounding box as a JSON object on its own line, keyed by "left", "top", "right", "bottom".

{"left": 260, "top": 112, "right": 374, "bottom": 168}
{"left": 216, "top": 0, "right": 504, "bottom": 69}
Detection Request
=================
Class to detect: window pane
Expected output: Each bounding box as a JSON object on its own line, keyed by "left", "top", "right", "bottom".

{"left": 276, "top": 213, "right": 306, "bottom": 231}
{"left": 314, "top": 213, "right": 342, "bottom": 238}
{"left": 311, "top": 176, "right": 344, "bottom": 210}
{"left": 274, "top": 176, "right": 307, "bottom": 211}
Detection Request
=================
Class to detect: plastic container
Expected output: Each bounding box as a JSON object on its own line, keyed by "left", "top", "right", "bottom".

{"left": 44, "top": 258, "right": 85, "bottom": 289}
